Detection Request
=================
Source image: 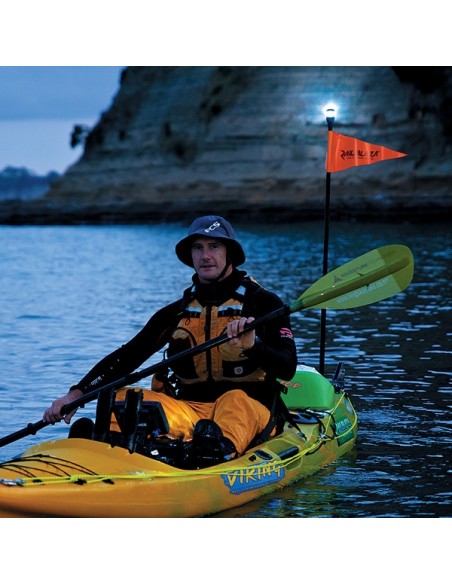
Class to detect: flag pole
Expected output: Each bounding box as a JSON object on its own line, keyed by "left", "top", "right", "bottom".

{"left": 318, "top": 115, "right": 406, "bottom": 374}
{"left": 319, "top": 106, "right": 336, "bottom": 375}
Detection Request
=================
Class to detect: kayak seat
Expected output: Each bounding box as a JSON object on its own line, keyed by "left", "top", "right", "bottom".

{"left": 112, "top": 391, "right": 170, "bottom": 453}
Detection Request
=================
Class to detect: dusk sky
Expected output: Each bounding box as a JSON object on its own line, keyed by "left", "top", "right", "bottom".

{"left": 0, "top": 67, "right": 124, "bottom": 175}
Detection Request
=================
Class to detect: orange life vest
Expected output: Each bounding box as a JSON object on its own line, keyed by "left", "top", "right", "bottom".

{"left": 168, "top": 283, "right": 266, "bottom": 386}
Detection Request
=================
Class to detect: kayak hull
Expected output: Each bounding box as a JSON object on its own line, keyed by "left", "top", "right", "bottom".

{"left": 0, "top": 387, "right": 357, "bottom": 518}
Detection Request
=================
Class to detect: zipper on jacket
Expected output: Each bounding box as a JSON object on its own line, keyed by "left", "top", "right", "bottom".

{"left": 205, "top": 305, "right": 213, "bottom": 381}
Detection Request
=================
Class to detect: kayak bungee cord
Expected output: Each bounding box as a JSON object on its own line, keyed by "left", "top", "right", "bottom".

{"left": 0, "top": 454, "right": 101, "bottom": 479}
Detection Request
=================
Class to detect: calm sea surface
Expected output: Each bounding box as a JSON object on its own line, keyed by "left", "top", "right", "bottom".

{"left": 0, "top": 221, "right": 450, "bottom": 518}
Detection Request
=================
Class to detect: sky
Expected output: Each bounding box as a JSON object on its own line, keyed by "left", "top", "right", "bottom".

{"left": 0, "top": 67, "right": 124, "bottom": 175}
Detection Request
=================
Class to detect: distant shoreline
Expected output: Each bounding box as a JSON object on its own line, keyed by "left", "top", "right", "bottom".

{"left": 1, "top": 198, "right": 450, "bottom": 225}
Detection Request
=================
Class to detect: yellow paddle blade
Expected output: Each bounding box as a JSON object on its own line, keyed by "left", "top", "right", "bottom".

{"left": 290, "top": 245, "right": 414, "bottom": 312}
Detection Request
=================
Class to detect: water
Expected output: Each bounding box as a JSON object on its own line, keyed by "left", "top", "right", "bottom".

{"left": 0, "top": 221, "right": 450, "bottom": 518}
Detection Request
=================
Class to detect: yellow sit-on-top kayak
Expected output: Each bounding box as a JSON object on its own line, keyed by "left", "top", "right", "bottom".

{"left": 0, "top": 364, "right": 357, "bottom": 518}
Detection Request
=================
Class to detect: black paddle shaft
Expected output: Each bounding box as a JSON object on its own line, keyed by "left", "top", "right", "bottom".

{"left": 0, "top": 305, "right": 288, "bottom": 448}
{"left": 0, "top": 243, "right": 414, "bottom": 449}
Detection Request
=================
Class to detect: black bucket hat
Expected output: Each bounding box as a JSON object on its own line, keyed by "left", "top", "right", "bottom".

{"left": 175, "top": 215, "right": 246, "bottom": 267}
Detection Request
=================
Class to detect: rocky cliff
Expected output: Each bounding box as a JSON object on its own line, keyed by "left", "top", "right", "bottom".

{"left": 4, "top": 66, "right": 452, "bottom": 224}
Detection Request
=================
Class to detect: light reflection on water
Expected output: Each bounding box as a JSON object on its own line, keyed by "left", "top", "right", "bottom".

{"left": 0, "top": 221, "right": 450, "bottom": 518}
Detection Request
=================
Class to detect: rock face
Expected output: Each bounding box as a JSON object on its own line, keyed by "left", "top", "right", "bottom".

{"left": 6, "top": 66, "right": 452, "bottom": 223}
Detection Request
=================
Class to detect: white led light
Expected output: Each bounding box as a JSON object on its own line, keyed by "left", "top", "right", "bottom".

{"left": 323, "top": 103, "right": 337, "bottom": 118}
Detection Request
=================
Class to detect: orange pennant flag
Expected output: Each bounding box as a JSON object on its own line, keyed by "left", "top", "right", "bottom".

{"left": 326, "top": 131, "right": 407, "bottom": 173}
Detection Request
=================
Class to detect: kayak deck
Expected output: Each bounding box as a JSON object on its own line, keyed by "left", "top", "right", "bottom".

{"left": 0, "top": 386, "right": 357, "bottom": 517}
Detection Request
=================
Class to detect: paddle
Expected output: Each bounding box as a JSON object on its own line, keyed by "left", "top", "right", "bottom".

{"left": 0, "top": 244, "right": 413, "bottom": 449}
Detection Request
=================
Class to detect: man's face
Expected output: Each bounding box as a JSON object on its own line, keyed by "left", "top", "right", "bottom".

{"left": 191, "top": 237, "right": 229, "bottom": 283}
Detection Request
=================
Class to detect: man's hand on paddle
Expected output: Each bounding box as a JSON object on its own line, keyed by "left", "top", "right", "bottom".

{"left": 43, "top": 389, "right": 83, "bottom": 424}
{"left": 227, "top": 317, "right": 256, "bottom": 350}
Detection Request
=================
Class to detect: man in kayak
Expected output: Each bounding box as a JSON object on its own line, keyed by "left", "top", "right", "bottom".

{"left": 44, "top": 216, "right": 297, "bottom": 463}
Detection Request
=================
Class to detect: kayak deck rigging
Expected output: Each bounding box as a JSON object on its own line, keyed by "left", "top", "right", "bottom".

{"left": 0, "top": 385, "right": 357, "bottom": 487}
{"left": 0, "top": 363, "right": 358, "bottom": 517}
